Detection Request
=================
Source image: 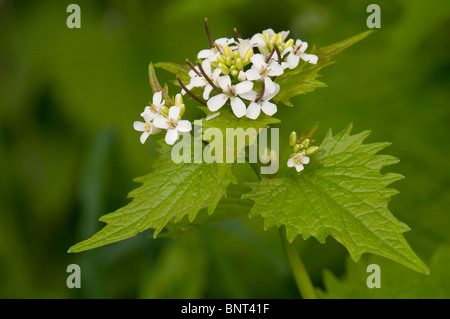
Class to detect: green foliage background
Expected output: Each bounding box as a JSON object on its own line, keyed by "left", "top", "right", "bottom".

{"left": 0, "top": 0, "right": 449, "bottom": 298}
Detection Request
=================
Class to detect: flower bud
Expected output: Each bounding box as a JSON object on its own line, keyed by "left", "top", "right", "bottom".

{"left": 293, "top": 143, "right": 302, "bottom": 153}
{"left": 231, "top": 69, "right": 239, "bottom": 77}
{"left": 223, "top": 45, "right": 233, "bottom": 57}
{"left": 236, "top": 58, "right": 243, "bottom": 70}
{"left": 161, "top": 106, "right": 170, "bottom": 115}
{"left": 179, "top": 104, "right": 185, "bottom": 118}
{"left": 301, "top": 139, "right": 310, "bottom": 149}
{"left": 175, "top": 93, "right": 183, "bottom": 106}
{"left": 226, "top": 56, "right": 233, "bottom": 66}
{"left": 218, "top": 63, "right": 230, "bottom": 74}
{"left": 217, "top": 55, "right": 226, "bottom": 65}
{"left": 284, "top": 39, "right": 294, "bottom": 49}
{"left": 306, "top": 146, "right": 318, "bottom": 155}
{"left": 289, "top": 131, "right": 297, "bottom": 146}
{"left": 244, "top": 49, "right": 253, "bottom": 60}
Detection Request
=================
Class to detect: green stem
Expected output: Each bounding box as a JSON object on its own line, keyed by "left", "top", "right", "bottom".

{"left": 279, "top": 228, "right": 317, "bottom": 299}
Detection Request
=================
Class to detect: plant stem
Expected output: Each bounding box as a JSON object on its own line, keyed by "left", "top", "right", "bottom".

{"left": 279, "top": 228, "right": 317, "bottom": 299}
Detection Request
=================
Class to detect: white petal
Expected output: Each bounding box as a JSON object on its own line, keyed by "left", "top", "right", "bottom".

{"left": 133, "top": 121, "right": 145, "bottom": 132}
{"left": 218, "top": 75, "right": 231, "bottom": 91}
{"left": 176, "top": 120, "right": 192, "bottom": 132}
{"left": 198, "top": 49, "right": 212, "bottom": 59}
{"left": 246, "top": 102, "right": 261, "bottom": 119}
{"left": 245, "top": 68, "right": 261, "bottom": 81}
{"left": 268, "top": 63, "right": 284, "bottom": 76}
{"left": 250, "top": 54, "right": 266, "bottom": 70}
{"left": 263, "top": 83, "right": 280, "bottom": 100}
{"left": 238, "top": 70, "right": 247, "bottom": 81}
{"left": 265, "top": 77, "right": 276, "bottom": 94}
{"left": 203, "top": 85, "right": 213, "bottom": 100}
{"left": 262, "top": 28, "right": 275, "bottom": 36}
{"left": 301, "top": 53, "right": 318, "bottom": 64}
{"left": 153, "top": 91, "right": 163, "bottom": 106}
{"left": 202, "top": 59, "right": 212, "bottom": 76}
{"left": 165, "top": 129, "right": 179, "bottom": 145}
{"left": 280, "top": 31, "right": 290, "bottom": 40}
{"left": 239, "top": 90, "right": 257, "bottom": 101}
{"left": 235, "top": 81, "right": 253, "bottom": 95}
{"left": 295, "top": 164, "right": 304, "bottom": 172}
{"left": 168, "top": 106, "right": 181, "bottom": 121}
{"left": 230, "top": 97, "right": 247, "bottom": 118}
{"left": 302, "top": 156, "right": 310, "bottom": 164}
{"left": 150, "top": 124, "right": 161, "bottom": 135}
{"left": 287, "top": 158, "right": 295, "bottom": 167}
{"left": 261, "top": 101, "right": 277, "bottom": 116}
{"left": 153, "top": 115, "right": 170, "bottom": 129}
{"left": 300, "top": 41, "right": 308, "bottom": 52}
{"left": 191, "top": 77, "right": 207, "bottom": 87}
{"left": 211, "top": 68, "right": 222, "bottom": 80}
{"left": 287, "top": 53, "right": 300, "bottom": 69}
{"left": 207, "top": 93, "right": 228, "bottom": 112}
{"left": 140, "top": 131, "right": 150, "bottom": 144}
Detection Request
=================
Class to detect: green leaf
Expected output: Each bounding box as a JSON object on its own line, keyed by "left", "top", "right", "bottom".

{"left": 68, "top": 143, "right": 236, "bottom": 253}
{"left": 318, "top": 245, "right": 450, "bottom": 298}
{"left": 274, "top": 31, "right": 373, "bottom": 106}
{"left": 243, "top": 124, "right": 429, "bottom": 274}
{"left": 155, "top": 62, "right": 191, "bottom": 84}
{"left": 159, "top": 182, "right": 253, "bottom": 238}
{"left": 200, "top": 107, "right": 280, "bottom": 159}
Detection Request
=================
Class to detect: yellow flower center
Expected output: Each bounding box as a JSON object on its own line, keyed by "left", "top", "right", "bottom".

{"left": 294, "top": 156, "right": 302, "bottom": 165}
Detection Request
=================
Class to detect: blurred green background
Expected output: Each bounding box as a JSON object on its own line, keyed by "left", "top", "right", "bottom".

{"left": 1, "top": 0, "right": 449, "bottom": 298}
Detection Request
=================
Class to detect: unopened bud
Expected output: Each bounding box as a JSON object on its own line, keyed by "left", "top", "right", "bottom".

{"left": 231, "top": 69, "right": 239, "bottom": 77}
{"left": 217, "top": 55, "right": 227, "bottom": 65}
{"left": 161, "top": 106, "right": 170, "bottom": 115}
{"left": 236, "top": 58, "right": 243, "bottom": 70}
{"left": 293, "top": 143, "right": 302, "bottom": 153}
{"left": 306, "top": 146, "right": 318, "bottom": 155}
{"left": 223, "top": 45, "right": 233, "bottom": 57}
{"left": 218, "top": 63, "right": 229, "bottom": 74}
{"left": 289, "top": 131, "right": 297, "bottom": 146}
{"left": 284, "top": 39, "right": 294, "bottom": 49}
{"left": 226, "top": 56, "right": 233, "bottom": 66}
{"left": 301, "top": 139, "right": 310, "bottom": 149}
{"left": 244, "top": 49, "right": 253, "bottom": 60}
{"left": 175, "top": 93, "right": 183, "bottom": 106}
{"left": 179, "top": 104, "right": 185, "bottom": 118}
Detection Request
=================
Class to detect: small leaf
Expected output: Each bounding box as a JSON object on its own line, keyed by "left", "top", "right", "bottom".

{"left": 274, "top": 31, "right": 373, "bottom": 106}
{"left": 243, "top": 124, "right": 429, "bottom": 274}
{"left": 68, "top": 143, "right": 236, "bottom": 253}
{"left": 155, "top": 62, "right": 191, "bottom": 84}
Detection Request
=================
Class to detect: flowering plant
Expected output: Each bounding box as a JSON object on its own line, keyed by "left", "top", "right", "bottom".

{"left": 69, "top": 20, "right": 428, "bottom": 298}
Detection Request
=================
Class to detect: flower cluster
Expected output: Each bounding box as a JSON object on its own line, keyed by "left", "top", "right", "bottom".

{"left": 134, "top": 20, "right": 318, "bottom": 149}
{"left": 287, "top": 130, "right": 318, "bottom": 172}
{"left": 181, "top": 22, "right": 319, "bottom": 120}
{"left": 134, "top": 92, "right": 192, "bottom": 145}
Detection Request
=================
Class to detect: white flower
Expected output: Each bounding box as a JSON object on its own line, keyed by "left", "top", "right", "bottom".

{"left": 133, "top": 113, "right": 161, "bottom": 144}
{"left": 286, "top": 40, "right": 318, "bottom": 69}
{"left": 141, "top": 91, "right": 165, "bottom": 121}
{"left": 206, "top": 75, "right": 254, "bottom": 118}
{"left": 153, "top": 106, "right": 192, "bottom": 145}
{"left": 197, "top": 37, "right": 235, "bottom": 62}
{"left": 245, "top": 82, "right": 280, "bottom": 119}
{"left": 188, "top": 60, "right": 222, "bottom": 100}
{"left": 245, "top": 54, "right": 284, "bottom": 94}
{"left": 250, "top": 29, "right": 290, "bottom": 55}
{"left": 287, "top": 153, "right": 310, "bottom": 172}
